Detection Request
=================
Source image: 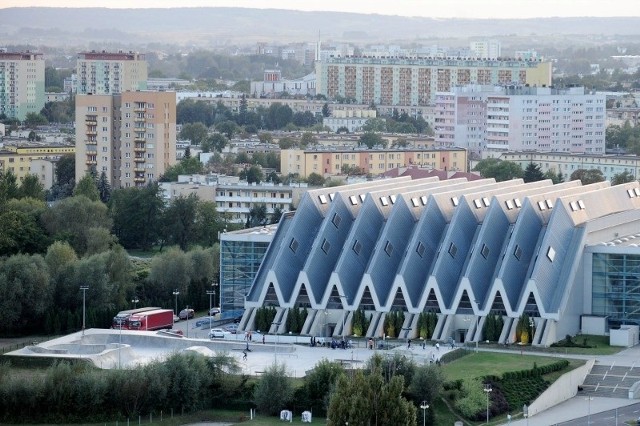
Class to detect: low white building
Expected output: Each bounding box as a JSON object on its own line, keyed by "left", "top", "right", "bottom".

{"left": 323, "top": 109, "right": 378, "bottom": 133}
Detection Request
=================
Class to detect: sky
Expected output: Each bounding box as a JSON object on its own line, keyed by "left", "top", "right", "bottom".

{"left": 2, "top": 0, "right": 639, "bottom": 19}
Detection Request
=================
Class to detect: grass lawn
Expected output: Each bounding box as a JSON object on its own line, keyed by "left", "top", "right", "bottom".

{"left": 442, "top": 351, "right": 571, "bottom": 382}
{"left": 544, "top": 334, "right": 621, "bottom": 355}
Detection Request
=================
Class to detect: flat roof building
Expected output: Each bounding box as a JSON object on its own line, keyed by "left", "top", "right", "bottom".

{"left": 77, "top": 51, "right": 147, "bottom": 95}
{"left": 0, "top": 52, "right": 45, "bottom": 121}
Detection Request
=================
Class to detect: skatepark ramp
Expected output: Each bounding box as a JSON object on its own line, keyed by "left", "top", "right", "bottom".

{"left": 579, "top": 364, "right": 640, "bottom": 399}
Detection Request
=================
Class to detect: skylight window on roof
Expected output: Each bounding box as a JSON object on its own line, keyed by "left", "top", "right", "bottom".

{"left": 329, "top": 193, "right": 335, "bottom": 201}
{"left": 482, "top": 197, "right": 490, "bottom": 207}
{"left": 545, "top": 199, "right": 554, "bottom": 209}
{"left": 537, "top": 201, "right": 546, "bottom": 211}
{"left": 514, "top": 245, "right": 523, "bottom": 261}
{"left": 352, "top": 240, "right": 362, "bottom": 255}
{"left": 451, "top": 196, "right": 459, "bottom": 206}
{"left": 635, "top": 188, "right": 640, "bottom": 196}
{"left": 321, "top": 239, "right": 331, "bottom": 254}
{"left": 349, "top": 195, "right": 358, "bottom": 206}
{"left": 416, "top": 241, "right": 426, "bottom": 258}
{"left": 628, "top": 189, "right": 636, "bottom": 198}
{"left": 569, "top": 201, "right": 579, "bottom": 211}
{"left": 505, "top": 199, "right": 514, "bottom": 210}
{"left": 331, "top": 213, "right": 342, "bottom": 228}
{"left": 578, "top": 200, "right": 586, "bottom": 210}
{"left": 448, "top": 242, "right": 458, "bottom": 258}
{"left": 389, "top": 195, "right": 396, "bottom": 204}
{"left": 480, "top": 244, "right": 490, "bottom": 260}
{"left": 421, "top": 195, "right": 428, "bottom": 205}
{"left": 411, "top": 198, "right": 420, "bottom": 207}
{"left": 546, "top": 246, "right": 556, "bottom": 262}
{"left": 318, "top": 194, "right": 328, "bottom": 204}
{"left": 359, "top": 194, "right": 366, "bottom": 202}
{"left": 289, "top": 238, "right": 299, "bottom": 253}
{"left": 473, "top": 199, "right": 482, "bottom": 209}
{"left": 514, "top": 198, "right": 522, "bottom": 208}
{"left": 384, "top": 241, "right": 394, "bottom": 257}
{"left": 380, "top": 196, "right": 389, "bottom": 206}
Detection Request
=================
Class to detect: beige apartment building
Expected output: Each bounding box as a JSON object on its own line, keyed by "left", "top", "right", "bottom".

{"left": 75, "top": 91, "right": 177, "bottom": 188}
{"left": 281, "top": 147, "right": 467, "bottom": 178}
{"left": 0, "top": 51, "right": 45, "bottom": 121}
{"left": 77, "top": 51, "right": 147, "bottom": 95}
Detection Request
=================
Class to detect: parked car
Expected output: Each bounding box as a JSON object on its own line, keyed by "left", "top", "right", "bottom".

{"left": 209, "top": 328, "right": 229, "bottom": 339}
{"left": 223, "top": 324, "right": 238, "bottom": 334}
{"left": 209, "top": 307, "right": 221, "bottom": 316}
{"left": 179, "top": 308, "right": 194, "bottom": 320}
{"left": 195, "top": 317, "right": 216, "bottom": 327}
{"left": 173, "top": 314, "right": 180, "bottom": 322}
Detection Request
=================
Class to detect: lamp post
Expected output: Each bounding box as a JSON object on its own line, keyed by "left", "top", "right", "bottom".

{"left": 207, "top": 279, "right": 218, "bottom": 331}
{"left": 118, "top": 320, "right": 122, "bottom": 369}
{"left": 483, "top": 383, "right": 492, "bottom": 424}
{"left": 475, "top": 299, "right": 480, "bottom": 353}
{"left": 523, "top": 404, "right": 529, "bottom": 426}
{"left": 272, "top": 321, "right": 281, "bottom": 363}
{"left": 172, "top": 289, "right": 180, "bottom": 315}
{"left": 420, "top": 401, "right": 429, "bottom": 426}
{"left": 585, "top": 396, "right": 593, "bottom": 424}
{"left": 131, "top": 297, "right": 139, "bottom": 309}
{"left": 80, "top": 285, "right": 89, "bottom": 336}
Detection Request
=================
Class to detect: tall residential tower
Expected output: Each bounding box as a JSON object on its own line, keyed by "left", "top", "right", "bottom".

{"left": 0, "top": 51, "right": 45, "bottom": 121}
{"left": 76, "top": 51, "right": 147, "bottom": 95}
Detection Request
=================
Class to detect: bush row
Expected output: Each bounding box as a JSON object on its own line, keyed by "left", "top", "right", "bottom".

{"left": 439, "top": 347, "right": 469, "bottom": 364}
{"left": 501, "top": 359, "right": 569, "bottom": 381}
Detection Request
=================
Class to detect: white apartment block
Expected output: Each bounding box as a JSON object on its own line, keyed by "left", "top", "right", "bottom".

{"left": 470, "top": 40, "right": 501, "bottom": 59}
{"left": 76, "top": 51, "right": 148, "bottom": 95}
{"left": 323, "top": 109, "right": 377, "bottom": 133}
{"left": 435, "top": 85, "right": 606, "bottom": 155}
{"left": 0, "top": 52, "right": 45, "bottom": 121}
{"left": 75, "top": 91, "right": 177, "bottom": 189}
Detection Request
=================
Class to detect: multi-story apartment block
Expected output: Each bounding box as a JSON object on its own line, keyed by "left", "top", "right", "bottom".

{"left": 281, "top": 146, "right": 467, "bottom": 178}
{"left": 469, "top": 40, "right": 501, "bottom": 59}
{"left": 75, "top": 91, "right": 176, "bottom": 189}
{"left": 250, "top": 69, "right": 316, "bottom": 98}
{"left": 215, "top": 182, "right": 296, "bottom": 224}
{"left": 316, "top": 56, "right": 551, "bottom": 106}
{"left": 496, "top": 151, "right": 640, "bottom": 182}
{"left": 0, "top": 52, "right": 45, "bottom": 121}
{"left": 0, "top": 143, "right": 74, "bottom": 183}
{"left": 435, "top": 85, "right": 606, "bottom": 155}
{"left": 76, "top": 51, "right": 147, "bottom": 95}
{"left": 323, "top": 109, "right": 377, "bottom": 133}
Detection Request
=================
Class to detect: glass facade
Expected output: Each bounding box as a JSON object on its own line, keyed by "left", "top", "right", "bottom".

{"left": 592, "top": 253, "right": 640, "bottom": 326}
{"left": 220, "top": 239, "right": 270, "bottom": 312}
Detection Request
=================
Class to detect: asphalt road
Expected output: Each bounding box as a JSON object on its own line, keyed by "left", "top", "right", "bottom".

{"left": 556, "top": 402, "right": 640, "bottom": 426}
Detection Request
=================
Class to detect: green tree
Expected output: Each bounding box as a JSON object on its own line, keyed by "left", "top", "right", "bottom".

{"left": 300, "top": 359, "right": 345, "bottom": 416}
{"left": 543, "top": 169, "right": 563, "bottom": 184}
{"left": 362, "top": 118, "right": 387, "bottom": 132}
{"left": 523, "top": 162, "right": 545, "bottom": 183}
{"left": 253, "top": 363, "right": 294, "bottom": 416}
{"left": 96, "top": 171, "right": 111, "bottom": 203}
{"left": 327, "top": 367, "right": 416, "bottom": 426}
{"left": 240, "top": 165, "right": 264, "bottom": 184}
{"left": 322, "top": 103, "right": 330, "bottom": 117}
{"left": 611, "top": 171, "right": 636, "bottom": 185}
{"left": 300, "top": 132, "right": 318, "bottom": 147}
{"left": 407, "top": 364, "right": 445, "bottom": 422}
{"left": 473, "top": 158, "right": 523, "bottom": 182}
{"left": 194, "top": 201, "right": 220, "bottom": 247}
{"left": 18, "top": 174, "right": 45, "bottom": 200}
{"left": 454, "top": 378, "right": 487, "bottom": 419}
{"left": 24, "top": 112, "right": 48, "bottom": 126}
{"left": 73, "top": 174, "right": 100, "bottom": 202}
{"left": 148, "top": 246, "right": 191, "bottom": 297}
{"left": 41, "top": 195, "right": 112, "bottom": 255}
{"left": 0, "top": 169, "right": 19, "bottom": 204}
{"left": 161, "top": 156, "right": 204, "bottom": 182}
{"left": 216, "top": 120, "right": 238, "bottom": 139}
{"left": 110, "top": 184, "right": 164, "bottom": 250}
{"left": 179, "top": 122, "right": 209, "bottom": 145}
{"left": 278, "top": 137, "right": 296, "bottom": 149}
{"left": 162, "top": 194, "right": 199, "bottom": 251}
{"left": 202, "top": 132, "right": 228, "bottom": 153}
{"left": 570, "top": 168, "right": 606, "bottom": 185}
{"left": 177, "top": 99, "right": 214, "bottom": 126}
{"left": 306, "top": 172, "right": 325, "bottom": 186}
{"left": 359, "top": 132, "right": 386, "bottom": 148}
{"left": 265, "top": 103, "right": 293, "bottom": 130}
{"left": 0, "top": 209, "right": 50, "bottom": 256}
{"left": 247, "top": 203, "right": 268, "bottom": 228}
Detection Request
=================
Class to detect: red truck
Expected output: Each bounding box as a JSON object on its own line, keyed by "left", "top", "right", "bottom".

{"left": 127, "top": 309, "right": 174, "bottom": 331}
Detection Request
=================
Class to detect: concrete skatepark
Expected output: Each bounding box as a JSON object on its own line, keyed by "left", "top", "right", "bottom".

{"left": 7, "top": 325, "right": 640, "bottom": 425}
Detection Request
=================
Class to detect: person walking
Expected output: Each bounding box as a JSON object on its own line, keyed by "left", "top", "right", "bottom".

{"left": 242, "top": 349, "right": 248, "bottom": 361}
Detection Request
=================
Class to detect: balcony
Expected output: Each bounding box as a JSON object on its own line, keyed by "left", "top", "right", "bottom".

{"left": 85, "top": 160, "right": 97, "bottom": 166}
{"left": 85, "top": 119, "right": 97, "bottom": 125}
{"left": 134, "top": 167, "right": 145, "bottom": 172}
{"left": 134, "top": 107, "right": 146, "bottom": 113}
{"left": 134, "top": 157, "right": 146, "bottom": 163}
{"left": 134, "top": 115, "right": 145, "bottom": 122}
{"left": 134, "top": 177, "right": 146, "bottom": 183}
{"left": 85, "top": 130, "right": 97, "bottom": 136}
{"left": 85, "top": 140, "right": 97, "bottom": 145}
{"left": 134, "top": 146, "right": 146, "bottom": 153}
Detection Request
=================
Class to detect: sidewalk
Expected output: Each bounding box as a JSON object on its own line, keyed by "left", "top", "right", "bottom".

{"left": 506, "top": 396, "right": 636, "bottom": 425}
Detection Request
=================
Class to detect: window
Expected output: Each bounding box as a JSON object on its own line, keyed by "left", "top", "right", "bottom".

{"left": 451, "top": 196, "right": 459, "bottom": 206}
{"left": 545, "top": 199, "right": 554, "bottom": 209}
{"left": 578, "top": 200, "right": 586, "bottom": 210}
{"left": 380, "top": 196, "right": 389, "bottom": 206}
{"left": 480, "top": 244, "right": 490, "bottom": 259}
{"left": 289, "top": 238, "right": 299, "bottom": 253}
{"left": 537, "top": 201, "right": 546, "bottom": 211}
{"left": 546, "top": 246, "right": 556, "bottom": 262}
{"left": 448, "top": 242, "right": 458, "bottom": 258}
{"left": 349, "top": 195, "right": 358, "bottom": 205}
{"left": 505, "top": 199, "right": 514, "bottom": 210}
{"left": 331, "top": 213, "right": 342, "bottom": 228}
{"left": 321, "top": 239, "right": 331, "bottom": 254}
{"left": 411, "top": 198, "right": 420, "bottom": 207}
{"left": 359, "top": 194, "right": 366, "bottom": 202}
{"left": 482, "top": 197, "right": 490, "bottom": 207}
{"left": 569, "top": 201, "right": 578, "bottom": 211}
{"left": 514, "top": 245, "right": 522, "bottom": 261}
{"left": 514, "top": 198, "right": 522, "bottom": 208}
{"left": 352, "top": 240, "right": 362, "bottom": 255}
{"left": 421, "top": 195, "right": 428, "bottom": 205}
{"left": 390, "top": 195, "right": 397, "bottom": 204}
{"left": 329, "top": 193, "right": 335, "bottom": 201}
{"left": 473, "top": 199, "right": 482, "bottom": 209}
{"left": 416, "top": 241, "right": 426, "bottom": 258}
{"left": 384, "top": 241, "right": 394, "bottom": 257}
{"left": 318, "top": 194, "right": 328, "bottom": 204}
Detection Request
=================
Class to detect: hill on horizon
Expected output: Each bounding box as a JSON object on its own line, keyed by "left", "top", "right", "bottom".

{"left": 1, "top": 7, "right": 639, "bottom": 46}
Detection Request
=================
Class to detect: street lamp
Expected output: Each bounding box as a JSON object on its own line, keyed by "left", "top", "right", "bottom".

{"left": 172, "top": 289, "right": 180, "bottom": 315}
{"left": 131, "top": 297, "right": 139, "bottom": 309}
{"left": 523, "top": 404, "right": 529, "bottom": 426}
{"left": 272, "top": 321, "right": 281, "bottom": 362}
{"left": 585, "top": 396, "right": 593, "bottom": 424}
{"left": 80, "top": 285, "right": 89, "bottom": 336}
{"left": 483, "top": 383, "right": 492, "bottom": 424}
{"left": 207, "top": 280, "right": 218, "bottom": 331}
{"left": 420, "top": 401, "right": 429, "bottom": 426}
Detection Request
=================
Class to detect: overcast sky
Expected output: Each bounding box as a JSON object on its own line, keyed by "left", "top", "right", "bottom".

{"left": 2, "top": 0, "right": 639, "bottom": 19}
